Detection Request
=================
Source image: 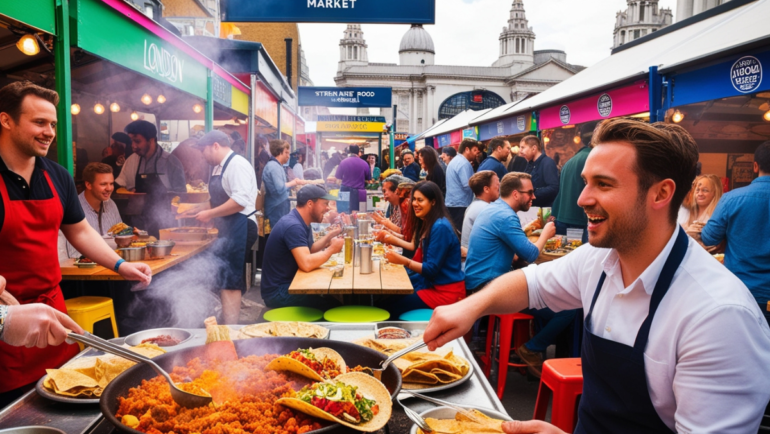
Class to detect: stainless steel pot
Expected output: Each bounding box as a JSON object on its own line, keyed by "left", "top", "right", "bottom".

{"left": 118, "top": 247, "right": 145, "bottom": 262}
{"left": 146, "top": 240, "right": 175, "bottom": 259}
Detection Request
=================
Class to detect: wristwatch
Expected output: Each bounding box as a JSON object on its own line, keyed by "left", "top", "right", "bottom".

{"left": 0, "top": 305, "right": 8, "bottom": 339}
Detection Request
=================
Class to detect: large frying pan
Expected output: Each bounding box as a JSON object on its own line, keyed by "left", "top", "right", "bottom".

{"left": 100, "top": 337, "right": 402, "bottom": 433}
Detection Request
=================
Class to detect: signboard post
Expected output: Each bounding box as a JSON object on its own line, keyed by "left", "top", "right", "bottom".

{"left": 223, "top": 0, "right": 435, "bottom": 24}
{"left": 299, "top": 87, "right": 392, "bottom": 108}
{"left": 390, "top": 105, "right": 397, "bottom": 170}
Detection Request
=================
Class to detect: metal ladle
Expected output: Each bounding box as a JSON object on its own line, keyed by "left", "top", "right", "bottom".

{"left": 66, "top": 332, "right": 213, "bottom": 408}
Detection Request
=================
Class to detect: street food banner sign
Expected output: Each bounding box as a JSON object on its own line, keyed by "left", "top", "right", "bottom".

{"left": 478, "top": 114, "right": 532, "bottom": 141}
{"left": 223, "top": 0, "right": 435, "bottom": 24}
{"left": 539, "top": 80, "right": 649, "bottom": 130}
{"left": 317, "top": 115, "right": 386, "bottom": 133}
{"left": 75, "top": 0, "right": 208, "bottom": 99}
{"left": 299, "top": 87, "right": 392, "bottom": 107}
{"left": 669, "top": 49, "right": 769, "bottom": 107}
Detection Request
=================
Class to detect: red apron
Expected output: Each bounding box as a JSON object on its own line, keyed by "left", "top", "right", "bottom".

{"left": 412, "top": 247, "right": 466, "bottom": 309}
{"left": 0, "top": 170, "right": 79, "bottom": 393}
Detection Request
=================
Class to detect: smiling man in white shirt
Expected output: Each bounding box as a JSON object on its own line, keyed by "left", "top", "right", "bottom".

{"left": 424, "top": 118, "right": 770, "bottom": 434}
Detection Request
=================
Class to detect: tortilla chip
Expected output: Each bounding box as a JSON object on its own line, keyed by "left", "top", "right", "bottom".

{"left": 266, "top": 348, "right": 347, "bottom": 381}
{"left": 45, "top": 369, "right": 99, "bottom": 395}
{"left": 95, "top": 356, "right": 135, "bottom": 387}
{"left": 276, "top": 372, "right": 392, "bottom": 432}
{"left": 60, "top": 356, "right": 99, "bottom": 379}
{"left": 205, "top": 324, "right": 231, "bottom": 344}
{"left": 419, "top": 410, "right": 505, "bottom": 434}
{"left": 129, "top": 343, "right": 167, "bottom": 358}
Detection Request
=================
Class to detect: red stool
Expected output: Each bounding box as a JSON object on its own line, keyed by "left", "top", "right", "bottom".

{"left": 533, "top": 358, "right": 583, "bottom": 433}
{"left": 480, "top": 313, "right": 533, "bottom": 399}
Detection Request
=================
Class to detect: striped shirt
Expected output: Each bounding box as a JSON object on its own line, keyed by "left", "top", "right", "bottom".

{"left": 67, "top": 191, "right": 123, "bottom": 258}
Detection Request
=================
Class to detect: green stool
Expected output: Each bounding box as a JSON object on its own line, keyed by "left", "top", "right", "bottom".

{"left": 323, "top": 306, "right": 390, "bottom": 323}
{"left": 263, "top": 306, "right": 324, "bottom": 322}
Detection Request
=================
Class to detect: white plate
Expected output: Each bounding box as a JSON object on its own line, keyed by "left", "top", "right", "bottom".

{"left": 408, "top": 406, "right": 512, "bottom": 433}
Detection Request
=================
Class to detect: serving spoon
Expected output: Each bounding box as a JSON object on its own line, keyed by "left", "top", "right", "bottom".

{"left": 66, "top": 332, "right": 213, "bottom": 408}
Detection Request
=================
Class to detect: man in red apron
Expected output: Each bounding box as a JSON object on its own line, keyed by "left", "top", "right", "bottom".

{"left": 0, "top": 81, "right": 152, "bottom": 406}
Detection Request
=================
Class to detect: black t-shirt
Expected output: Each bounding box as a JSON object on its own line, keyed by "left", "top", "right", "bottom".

{"left": 0, "top": 156, "right": 85, "bottom": 232}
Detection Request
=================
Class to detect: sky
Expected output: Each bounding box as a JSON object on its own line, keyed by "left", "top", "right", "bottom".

{"left": 299, "top": 0, "right": 677, "bottom": 87}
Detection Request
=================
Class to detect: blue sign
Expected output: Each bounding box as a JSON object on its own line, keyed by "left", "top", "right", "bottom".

{"left": 462, "top": 128, "right": 476, "bottom": 139}
{"left": 299, "top": 86, "right": 392, "bottom": 107}
{"left": 671, "top": 49, "right": 770, "bottom": 107}
{"left": 437, "top": 134, "right": 451, "bottom": 147}
{"left": 223, "top": 0, "right": 435, "bottom": 24}
{"left": 478, "top": 115, "right": 530, "bottom": 141}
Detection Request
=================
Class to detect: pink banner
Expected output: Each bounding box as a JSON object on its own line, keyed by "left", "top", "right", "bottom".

{"left": 539, "top": 80, "right": 649, "bottom": 130}
{"left": 449, "top": 130, "right": 463, "bottom": 146}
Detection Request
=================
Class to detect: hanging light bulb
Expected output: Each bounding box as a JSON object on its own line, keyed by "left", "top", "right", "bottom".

{"left": 157, "top": 94, "right": 166, "bottom": 104}
{"left": 672, "top": 110, "right": 684, "bottom": 123}
{"left": 573, "top": 135, "right": 581, "bottom": 144}
{"left": 110, "top": 102, "right": 121, "bottom": 113}
{"left": 141, "top": 94, "right": 153, "bottom": 105}
{"left": 130, "top": 111, "right": 139, "bottom": 121}
{"left": 543, "top": 136, "right": 550, "bottom": 144}
{"left": 93, "top": 103, "right": 105, "bottom": 115}
{"left": 70, "top": 103, "right": 81, "bottom": 115}
{"left": 16, "top": 34, "right": 40, "bottom": 56}
{"left": 764, "top": 110, "right": 770, "bottom": 122}
{"left": 192, "top": 104, "right": 203, "bottom": 114}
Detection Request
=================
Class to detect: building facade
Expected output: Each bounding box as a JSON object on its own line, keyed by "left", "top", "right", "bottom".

{"left": 676, "top": 0, "right": 732, "bottom": 21}
{"left": 334, "top": 0, "right": 583, "bottom": 135}
{"left": 612, "top": 0, "right": 673, "bottom": 49}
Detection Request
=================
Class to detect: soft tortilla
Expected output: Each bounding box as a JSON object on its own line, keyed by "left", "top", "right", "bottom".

{"left": 266, "top": 347, "right": 347, "bottom": 381}
{"left": 419, "top": 410, "right": 505, "bottom": 434}
{"left": 276, "top": 372, "right": 392, "bottom": 432}
{"left": 239, "top": 322, "right": 329, "bottom": 339}
{"left": 45, "top": 369, "right": 99, "bottom": 397}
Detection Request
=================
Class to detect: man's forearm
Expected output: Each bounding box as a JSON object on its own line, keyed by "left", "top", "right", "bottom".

{"left": 208, "top": 199, "right": 245, "bottom": 219}
{"left": 62, "top": 221, "right": 122, "bottom": 268}
{"left": 299, "top": 249, "right": 334, "bottom": 271}
{"left": 472, "top": 270, "right": 530, "bottom": 317}
{"left": 312, "top": 233, "right": 336, "bottom": 253}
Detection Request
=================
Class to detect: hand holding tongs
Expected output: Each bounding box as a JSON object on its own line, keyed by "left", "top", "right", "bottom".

{"left": 371, "top": 339, "right": 427, "bottom": 380}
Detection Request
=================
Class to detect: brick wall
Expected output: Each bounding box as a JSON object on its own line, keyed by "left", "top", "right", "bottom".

{"left": 235, "top": 23, "right": 301, "bottom": 91}
{"left": 162, "top": 0, "right": 209, "bottom": 18}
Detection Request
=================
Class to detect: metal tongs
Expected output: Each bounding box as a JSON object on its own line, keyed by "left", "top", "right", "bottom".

{"left": 66, "top": 332, "right": 213, "bottom": 408}
{"left": 399, "top": 389, "right": 485, "bottom": 424}
{"left": 371, "top": 339, "right": 427, "bottom": 380}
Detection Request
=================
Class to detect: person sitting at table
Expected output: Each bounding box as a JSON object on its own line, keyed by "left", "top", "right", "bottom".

{"left": 678, "top": 174, "right": 723, "bottom": 252}
{"left": 66, "top": 162, "right": 124, "bottom": 258}
{"left": 374, "top": 178, "right": 417, "bottom": 258}
{"left": 372, "top": 175, "right": 407, "bottom": 234}
{"left": 261, "top": 185, "right": 344, "bottom": 310}
{"left": 378, "top": 181, "right": 465, "bottom": 319}
{"left": 460, "top": 171, "right": 500, "bottom": 253}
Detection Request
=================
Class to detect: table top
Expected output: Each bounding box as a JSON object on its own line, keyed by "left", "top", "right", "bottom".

{"left": 0, "top": 323, "right": 506, "bottom": 434}
{"left": 289, "top": 261, "right": 413, "bottom": 295}
{"left": 60, "top": 239, "right": 216, "bottom": 281}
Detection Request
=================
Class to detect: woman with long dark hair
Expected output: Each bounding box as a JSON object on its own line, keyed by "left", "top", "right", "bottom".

{"left": 377, "top": 181, "right": 464, "bottom": 318}
{"left": 417, "top": 147, "right": 446, "bottom": 196}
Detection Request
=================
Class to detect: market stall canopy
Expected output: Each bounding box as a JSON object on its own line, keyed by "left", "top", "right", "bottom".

{"left": 469, "top": 98, "right": 528, "bottom": 126}
{"left": 424, "top": 109, "right": 490, "bottom": 138}
{"left": 487, "top": 0, "right": 768, "bottom": 119}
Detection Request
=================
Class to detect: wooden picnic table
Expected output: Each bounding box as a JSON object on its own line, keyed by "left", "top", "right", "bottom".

{"left": 60, "top": 239, "right": 216, "bottom": 281}
{"left": 289, "top": 261, "right": 413, "bottom": 295}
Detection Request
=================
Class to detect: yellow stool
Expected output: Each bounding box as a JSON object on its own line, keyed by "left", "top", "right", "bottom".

{"left": 64, "top": 297, "right": 119, "bottom": 340}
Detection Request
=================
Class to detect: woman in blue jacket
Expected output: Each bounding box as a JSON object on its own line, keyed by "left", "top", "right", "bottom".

{"left": 379, "top": 181, "right": 465, "bottom": 319}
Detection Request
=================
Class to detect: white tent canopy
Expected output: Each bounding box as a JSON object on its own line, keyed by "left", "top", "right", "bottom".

{"left": 425, "top": 109, "right": 491, "bottom": 138}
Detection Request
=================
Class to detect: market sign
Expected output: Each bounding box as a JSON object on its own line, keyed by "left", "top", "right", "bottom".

{"left": 212, "top": 75, "right": 232, "bottom": 108}
{"left": 75, "top": 0, "right": 208, "bottom": 99}
{"left": 254, "top": 82, "right": 278, "bottom": 127}
{"left": 281, "top": 106, "right": 295, "bottom": 136}
{"left": 298, "top": 86, "right": 392, "bottom": 107}
{"left": 0, "top": 0, "right": 55, "bottom": 34}
{"left": 670, "top": 50, "right": 770, "bottom": 107}
{"left": 462, "top": 127, "right": 477, "bottom": 139}
{"left": 539, "top": 81, "right": 649, "bottom": 130}
{"left": 478, "top": 114, "right": 532, "bottom": 141}
{"left": 223, "top": 0, "right": 435, "bottom": 24}
{"left": 316, "top": 115, "right": 386, "bottom": 133}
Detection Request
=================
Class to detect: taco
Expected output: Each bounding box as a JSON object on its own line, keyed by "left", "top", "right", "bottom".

{"left": 266, "top": 348, "right": 346, "bottom": 381}
{"left": 277, "top": 372, "right": 391, "bottom": 432}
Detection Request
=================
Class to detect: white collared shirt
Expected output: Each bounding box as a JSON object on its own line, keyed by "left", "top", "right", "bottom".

{"left": 525, "top": 229, "right": 770, "bottom": 433}
{"left": 212, "top": 150, "right": 258, "bottom": 223}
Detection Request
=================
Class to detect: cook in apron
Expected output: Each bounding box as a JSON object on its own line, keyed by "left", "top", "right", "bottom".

{"left": 135, "top": 147, "right": 170, "bottom": 238}
{"left": 209, "top": 153, "right": 248, "bottom": 291}
{"left": 0, "top": 171, "right": 80, "bottom": 393}
{"left": 575, "top": 227, "right": 687, "bottom": 434}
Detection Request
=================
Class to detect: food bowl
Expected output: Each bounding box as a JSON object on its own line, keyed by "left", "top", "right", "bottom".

{"left": 114, "top": 235, "right": 134, "bottom": 248}
{"left": 123, "top": 328, "right": 192, "bottom": 347}
{"left": 118, "top": 247, "right": 145, "bottom": 262}
{"left": 146, "top": 240, "right": 175, "bottom": 259}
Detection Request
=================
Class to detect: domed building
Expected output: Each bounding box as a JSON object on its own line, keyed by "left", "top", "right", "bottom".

{"left": 335, "top": 0, "right": 584, "bottom": 134}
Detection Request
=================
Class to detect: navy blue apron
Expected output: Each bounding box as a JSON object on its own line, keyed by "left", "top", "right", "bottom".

{"left": 575, "top": 227, "right": 687, "bottom": 434}
{"left": 135, "top": 147, "right": 170, "bottom": 238}
{"left": 210, "top": 152, "right": 248, "bottom": 290}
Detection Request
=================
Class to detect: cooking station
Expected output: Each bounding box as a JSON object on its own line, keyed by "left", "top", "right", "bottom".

{"left": 0, "top": 322, "right": 507, "bottom": 433}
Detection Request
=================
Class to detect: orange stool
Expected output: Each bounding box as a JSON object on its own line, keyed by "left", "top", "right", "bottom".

{"left": 533, "top": 358, "right": 583, "bottom": 433}
{"left": 480, "top": 313, "right": 533, "bottom": 399}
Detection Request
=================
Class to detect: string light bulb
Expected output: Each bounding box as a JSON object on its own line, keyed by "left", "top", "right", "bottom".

{"left": 157, "top": 94, "right": 166, "bottom": 104}
{"left": 16, "top": 34, "right": 40, "bottom": 56}
{"left": 130, "top": 111, "right": 139, "bottom": 121}
{"left": 543, "top": 136, "right": 550, "bottom": 144}
{"left": 764, "top": 110, "right": 770, "bottom": 122}
{"left": 93, "top": 103, "right": 105, "bottom": 115}
{"left": 70, "top": 104, "right": 81, "bottom": 115}
{"left": 192, "top": 104, "right": 203, "bottom": 114}
{"left": 141, "top": 94, "right": 152, "bottom": 105}
{"left": 672, "top": 110, "right": 684, "bottom": 123}
{"left": 109, "top": 102, "right": 120, "bottom": 113}
{"left": 573, "top": 135, "right": 581, "bottom": 144}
